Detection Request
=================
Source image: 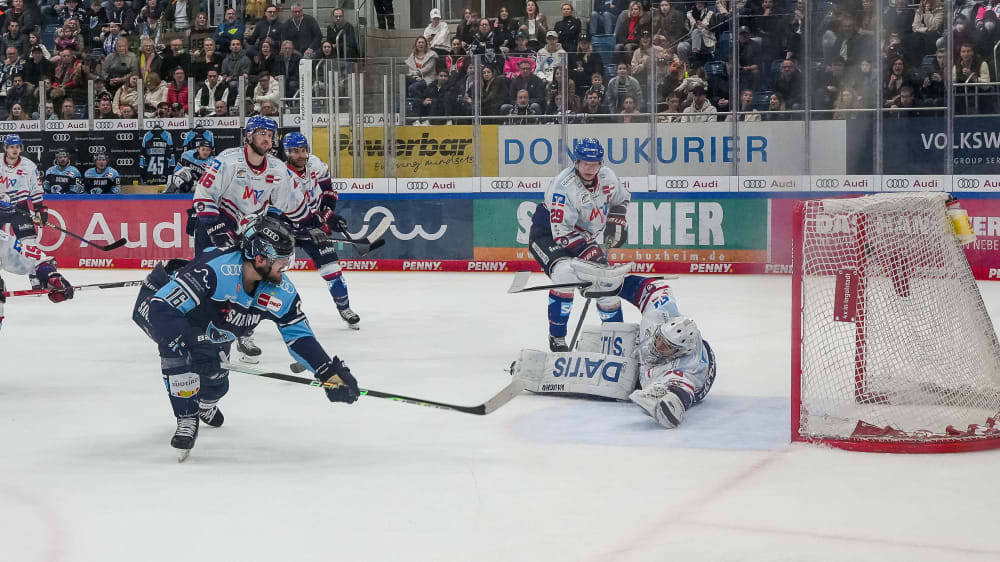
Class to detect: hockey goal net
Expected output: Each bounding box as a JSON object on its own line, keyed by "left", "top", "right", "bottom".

{"left": 792, "top": 193, "right": 1000, "bottom": 452}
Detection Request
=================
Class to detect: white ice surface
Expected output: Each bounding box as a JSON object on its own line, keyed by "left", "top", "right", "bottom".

{"left": 1, "top": 271, "right": 999, "bottom": 562}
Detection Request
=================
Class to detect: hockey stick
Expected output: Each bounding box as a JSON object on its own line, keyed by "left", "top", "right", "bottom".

{"left": 569, "top": 298, "right": 591, "bottom": 350}
{"left": 0, "top": 201, "right": 127, "bottom": 251}
{"left": 223, "top": 362, "right": 525, "bottom": 415}
{"left": 5, "top": 279, "right": 144, "bottom": 298}
{"left": 508, "top": 271, "right": 680, "bottom": 294}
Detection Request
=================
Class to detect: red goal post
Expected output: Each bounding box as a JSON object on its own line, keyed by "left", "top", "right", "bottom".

{"left": 791, "top": 193, "right": 1000, "bottom": 453}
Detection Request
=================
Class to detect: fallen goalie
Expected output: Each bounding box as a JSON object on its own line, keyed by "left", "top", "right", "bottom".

{"left": 512, "top": 261, "right": 717, "bottom": 428}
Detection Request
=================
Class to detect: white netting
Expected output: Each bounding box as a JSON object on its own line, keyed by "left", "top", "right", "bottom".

{"left": 797, "top": 193, "right": 1000, "bottom": 449}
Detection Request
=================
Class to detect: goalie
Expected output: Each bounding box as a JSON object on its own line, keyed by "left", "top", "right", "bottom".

{"left": 513, "top": 263, "right": 716, "bottom": 428}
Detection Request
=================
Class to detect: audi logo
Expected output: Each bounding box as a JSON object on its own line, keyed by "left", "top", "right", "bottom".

{"left": 219, "top": 264, "right": 241, "bottom": 275}
{"left": 0, "top": 123, "right": 15, "bottom": 131}
{"left": 330, "top": 181, "right": 349, "bottom": 190}
{"left": 52, "top": 134, "right": 70, "bottom": 142}
{"left": 116, "top": 133, "right": 134, "bottom": 141}
{"left": 116, "top": 158, "right": 134, "bottom": 166}
{"left": 885, "top": 179, "right": 909, "bottom": 189}
{"left": 406, "top": 181, "right": 429, "bottom": 190}
{"left": 491, "top": 180, "right": 514, "bottom": 189}
{"left": 815, "top": 178, "right": 840, "bottom": 188}
{"left": 88, "top": 146, "right": 108, "bottom": 154}
{"left": 662, "top": 179, "right": 689, "bottom": 189}
{"left": 260, "top": 227, "right": 279, "bottom": 241}
{"left": 26, "top": 146, "right": 42, "bottom": 155}
{"left": 742, "top": 179, "right": 767, "bottom": 188}
{"left": 956, "top": 178, "right": 980, "bottom": 189}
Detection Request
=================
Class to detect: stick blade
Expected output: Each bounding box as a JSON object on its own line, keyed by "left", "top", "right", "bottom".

{"left": 362, "top": 216, "right": 392, "bottom": 244}
{"left": 480, "top": 378, "right": 527, "bottom": 415}
{"left": 507, "top": 271, "right": 532, "bottom": 293}
{"left": 100, "top": 238, "right": 128, "bottom": 251}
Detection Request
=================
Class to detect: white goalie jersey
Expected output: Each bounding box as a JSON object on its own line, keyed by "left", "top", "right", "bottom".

{"left": 193, "top": 147, "right": 310, "bottom": 225}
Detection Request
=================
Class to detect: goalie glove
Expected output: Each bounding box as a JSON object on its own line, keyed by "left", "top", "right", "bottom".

{"left": 571, "top": 260, "right": 632, "bottom": 298}
{"left": 316, "top": 357, "right": 360, "bottom": 404}
{"left": 604, "top": 205, "right": 628, "bottom": 248}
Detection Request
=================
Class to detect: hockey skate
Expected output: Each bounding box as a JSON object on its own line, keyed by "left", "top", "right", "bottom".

{"left": 198, "top": 402, "right": 224, "bottom": 428}
{"left": 338, "top": 307, "right": 360, "bottom": 330}
{"left": 237, "top": 334, "right": 262, "bottom": 363}
{"left": 549, "top": 335, "right": 570, "bottom": 352}
{"left": 171, "top": 416, "right": 199, "bottom": 462}
{"left": 629, "top": 382, "right": 691, "bottom": 429}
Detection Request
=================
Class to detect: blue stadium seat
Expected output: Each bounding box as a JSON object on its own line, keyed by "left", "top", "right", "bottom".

{"left": 754, "top": 90, "right": 773, "bottom": 111}
{"left": 767, "top": 59, "right": 783, "bottom": 88}
{"left": 591, "top": 34, "right": 616, "bottom": 66}
{"left": 42, "top": 24, "right": 58, "bottom": 51}
{"left": 716, "top": 31, "right": 731, "bottom": 61}
{"left": 604, "top": 63, "right": 617, "bottom": 80}
{"left": 920, "top": 54, "right": 937, "bottom": 73}
{"left": 705, "top": 61, "right": 726, "bottom": 80}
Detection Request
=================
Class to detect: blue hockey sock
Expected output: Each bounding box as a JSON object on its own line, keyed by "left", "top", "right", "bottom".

{"left": 598, "top": 304, "right": 623, "bottom": 322}
{"left": 324, "top": 272, "right": 351, "bottom": 310}
{"left": 548, "top": 291, "right": 573, "bottom": 338}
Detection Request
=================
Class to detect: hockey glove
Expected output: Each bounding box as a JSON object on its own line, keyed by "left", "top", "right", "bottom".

{"left": 316, "top": 357, "right": 360, "bottom": 404}
{"left": 35, "top": 262, "right": 74, "bottom": 303}
{"left": 327, "top": 214, "right": 349, "bottom": 234}
{"left": 206, "top": 221, "right": 237, "bottom": 249}
{"left": 179, "top": 334, "right": 224, "bottom": 377}
{"left": 33, "top": 204, "right": 49, "bottom": 225}
{"left": 604, "top": 211, "right": 628, "bottom": 249}
{"left": 306, "top": 227, "right": 332, "bottom": 246}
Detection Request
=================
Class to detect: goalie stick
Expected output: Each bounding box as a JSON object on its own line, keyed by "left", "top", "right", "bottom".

{"left": 0, "top": 201, "right": 128, "bottom": 251}
{"left": 5, "top": 279, "right": 144, "bottom": 298}
{"left": 222, "top": 362, "right": 526, "bottom": 415}
{"left": 507, "top": 271, "right": 679, "bottom": 293}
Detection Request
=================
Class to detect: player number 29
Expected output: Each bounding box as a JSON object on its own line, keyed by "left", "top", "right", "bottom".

{"left": 550, "top": 209, "right": 564, "bottom": 223}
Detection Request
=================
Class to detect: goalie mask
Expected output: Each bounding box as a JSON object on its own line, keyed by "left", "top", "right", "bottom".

{"left": 650, "top": 316, "right": 701, "bottom": 360}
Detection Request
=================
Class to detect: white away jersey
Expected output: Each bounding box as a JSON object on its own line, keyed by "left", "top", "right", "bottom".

{"left": 0, "top": 156, "right": 42, "bottom": 207}
{"left": 0, "top": 229, "right": 50, "bottom": 276}
{"left": 287, "top": 154, "right": 331, "bottom": 216}
{"left": 194, "top": 147, "right": 309, "bottom": 225}
{"left": 543, "top": 165, "right": 629, "bottom": 248}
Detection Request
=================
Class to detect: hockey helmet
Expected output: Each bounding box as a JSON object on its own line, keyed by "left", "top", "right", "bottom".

{"left": 282, "top": 131, "right": 309, "bottom": 152}
{"left": 574, "top": 137, "right": 604, "bottom": 162}
{"left": 3, "top": 133, "right": 22, "bottom": 148}
{"left": 651, "top": 316, "right": 701, "bottom": 360}
{"left": 241, "top": 215, "right": 295, "bottom": 265}
{"left": 245, "top": 115, "right": 277, "bottom": 137}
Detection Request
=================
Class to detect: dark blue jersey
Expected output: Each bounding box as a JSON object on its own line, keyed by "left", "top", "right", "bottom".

{"left": 83, "top": 166, "right": 122, "bottom": 194}
{"left": 140, "top": 128, "right": 176, "bottom": 183}
{"left": 139, "top": 249, "right": 332, "bottom": 373}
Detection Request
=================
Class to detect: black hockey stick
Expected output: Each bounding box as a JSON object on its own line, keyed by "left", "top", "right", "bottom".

{"left": 5, "top": 279, "right": 144, "bottom": 298}
{"left": 0, "top": 201, "right": 127, "bottom": 251}
{"left": 223, "top": 362, "right": 525, "bottom": 415}
{"left": 569, "top": 298, "right": 591, "bottom": 350}
{"left": 507, "top": 271, "right": 679, "bottom": 294}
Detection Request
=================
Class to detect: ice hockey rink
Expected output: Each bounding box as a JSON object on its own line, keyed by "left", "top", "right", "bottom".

{"left": 1, "top": 270, "right": 999, "bottom": 562}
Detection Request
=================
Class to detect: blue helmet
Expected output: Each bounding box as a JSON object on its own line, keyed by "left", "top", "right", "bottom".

{"left": 4, "top": 134, "right": 23, "bottom": 148}
{"left": 574, "top": 138, "right": 604, "bottom": 162}
{"left": 245, "top": 115, "right": 277, "bottom": 137}
{"left": 282, "top": 132, "right": 309, "bottom": 152}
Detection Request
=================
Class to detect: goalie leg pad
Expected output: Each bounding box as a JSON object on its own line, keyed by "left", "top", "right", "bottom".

{"left": 576, "top": 322, "right": 639, "bottom": 358}
{"left": 512, "top": 349, "right": 639, "bottom": 400}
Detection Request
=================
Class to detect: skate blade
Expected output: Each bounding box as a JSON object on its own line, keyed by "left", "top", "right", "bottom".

{"left": 239, "top": 352, "right": 261, "bottom": 364}
{"left": 176, "top": 449, "right": 192, "bottom": 463}
{"left": 345, "top": 323, "right": 360, "bottom": 331}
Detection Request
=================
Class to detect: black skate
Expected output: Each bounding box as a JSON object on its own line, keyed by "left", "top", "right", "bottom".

{"left": 198, "top": 403, "right": 224, "bottom": 427}
{"left": 171, "top": 416, "right": 199, "bottom": 462}
{"left": 237, "top": 334, "right": 261, "bottom": 364}
{"left": 338, "top": 307, "right": 360, "bottom": 330}
{"left": 549, "top": 336, "right": 570, "bottom": 352}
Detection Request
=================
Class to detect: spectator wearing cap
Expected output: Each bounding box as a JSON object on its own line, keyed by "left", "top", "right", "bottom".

{"left": 553, "top": 3, "right": 581, "bottom": 60}
{"left": 251, "top": 70, "right": 279, "bottom": 113}
{"left": 49, "top": 0, "right": 87, "bottom": 28}
{"left": 630, "top": 30, "right": 663, "bottom": 86}
{"left": 326, "top": 8, "right": 360, "bottom": 60}
{"left": 502, "top": 58, "right": 546, "bottom": 115}
{"left": 102, "top": 37, "right": 138, "bottom": 93}
{"left": 84, "top": 0, "right": 107, "bottom": 50}
{"left": 509, "top": 31, "right": 534, "bottom": 56}
{"left": 22, "top": 45, "right": 50, "bottom": 83}
{"left": 424, "top": 8, "right": 451, "bottom": 58}
{"left": 681, "top": 85, "right": 715, "bottom": 122}
{"left": 570, "top": 34, "right": 603, "bottom": 98}
{"left": 214, "top": 8, "right": 244, "bottom": 56}
{"left": 249, "top": 5, "right": 282, "bottom": 57}
{"left": 521, "top": 1, "right": 547, "bottom": 50}
{"left": 590, "top": 0, "right": 625, "bottom": 36}
{"left": 736, "top": 25, "right": 759, "bottom": 91}
{"left": 95, "top": 94, "right": 116, "bottom": 118}
{"left": 167, "top": 66, "right": 189, "bottom": 111}
{"left": 536, "top": 30, "right": 566, "bottom": 83}
{"left": 605, "top": 61, "right": 641, "bottom": 113}
{"left": 282, "top": 3, "right": 322, "bottom": 59}
{"left": 615, "top": 1, "right": 648, "bottom": 62}
{"left": 162, "top": 0, "right": 197, "bottom": 32}
{"left": 106, "top": 0, "right": 136, "bottom": 35}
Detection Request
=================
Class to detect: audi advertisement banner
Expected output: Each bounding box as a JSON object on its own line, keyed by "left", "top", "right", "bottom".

{"left": 471, "top": 197, "right": 770, "bottom": 266}
{"left": 497, "top": 121, "right": 848, "bottom": 181}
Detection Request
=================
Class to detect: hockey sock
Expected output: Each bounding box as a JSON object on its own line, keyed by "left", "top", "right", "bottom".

{"left": 548, "top": 291, "right": 573, "bottom": 338}
{"left": 164, "top": 373, "right": 201, "bottom": 417}
{"left": 619, "top": 275, "right": 656, "bottom": 308}
{"left": 321, "top": 268, "right": 351, "bottom": 310}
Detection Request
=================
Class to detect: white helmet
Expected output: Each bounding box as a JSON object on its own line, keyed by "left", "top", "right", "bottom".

{"left": 651, "top": 316, "right": 701, "bottom": 359}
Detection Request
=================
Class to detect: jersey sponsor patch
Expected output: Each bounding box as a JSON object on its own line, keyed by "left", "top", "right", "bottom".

{"left": 257, "top": 292, "right": 283, "bottom": 312}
